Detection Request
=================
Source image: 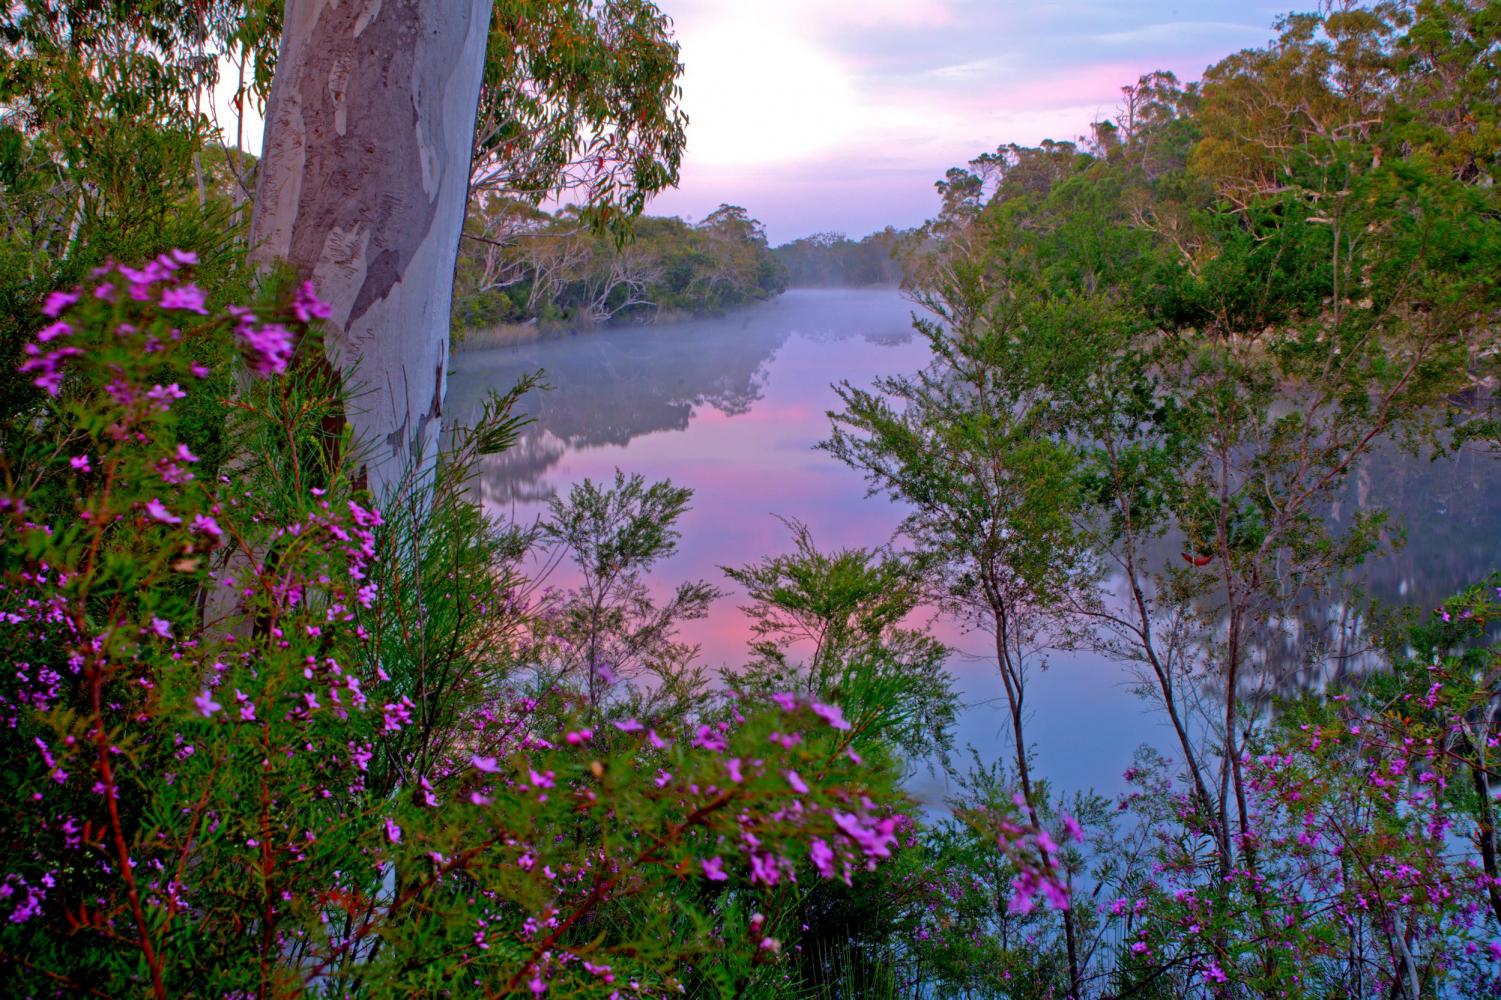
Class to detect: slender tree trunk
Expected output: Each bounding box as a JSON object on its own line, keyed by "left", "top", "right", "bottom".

{"left": 985, "top": 581, "right": 1081, "bottom": 998}
{"left": 1469, "top": 729, "right": 1501, "bottom": 926}
{"left": 249, "top": 0, "right": 492, "bottom": 498}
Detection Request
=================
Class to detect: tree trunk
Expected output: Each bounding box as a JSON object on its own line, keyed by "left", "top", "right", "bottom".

{"left": 250, "top": 0, "right": 492, "bottom": 497}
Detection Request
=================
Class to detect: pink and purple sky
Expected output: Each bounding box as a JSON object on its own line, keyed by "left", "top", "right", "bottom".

{"left": 648, "top": 0, "right": 1295, "bottom": 242}
{"left": 223, "top": 2, "right": 1298, "bottom": 244}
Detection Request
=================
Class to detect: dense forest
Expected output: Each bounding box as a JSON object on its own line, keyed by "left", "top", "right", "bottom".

{"left": 453, "top": 199, "right": 787, "bottom": 332}
{"left": 771, "top": 228, "right": 908, "bottom": 287}
{"left": 1, "top": 1, "right": 1500, "bottom": 999}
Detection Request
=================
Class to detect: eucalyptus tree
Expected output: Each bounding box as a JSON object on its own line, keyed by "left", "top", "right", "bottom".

{"left": 250, "top": 0, "right": 687, "bottom": 496}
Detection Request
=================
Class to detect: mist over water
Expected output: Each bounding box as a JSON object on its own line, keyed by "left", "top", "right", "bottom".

{"left": 448, "top": 288, "right": 1501, "bottom": 806}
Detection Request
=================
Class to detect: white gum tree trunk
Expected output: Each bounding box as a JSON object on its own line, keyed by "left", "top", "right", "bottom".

{"left": 250, "top": 0, "right": 492, "bottom": 497}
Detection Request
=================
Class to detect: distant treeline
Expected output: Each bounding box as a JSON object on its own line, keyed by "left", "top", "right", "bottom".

{"left": 770, "top": 228, "right": 909, "bottom": 287}
{"left": 453, "top": 199, "right": 786, "bottom": 331}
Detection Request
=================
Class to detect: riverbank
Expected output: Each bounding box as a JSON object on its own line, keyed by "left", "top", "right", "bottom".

{"left": 454, "top": 301, "right": 766, "bottom": 353}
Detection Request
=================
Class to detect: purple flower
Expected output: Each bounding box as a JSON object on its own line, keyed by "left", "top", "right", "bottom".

{"left": 833, "top": 812, "right": 900, "bottom": 859}
{"left": 159, "top": 283, "right": 209, "bottom": 314}
{"left": 37, "top": 321, "right": 72, "bottom": 342}
{"left": 144, "top": 498, "right": 182, "bottom": 525}
{"left": 237, "top": 322, "right": 294, "bottom": 377}
{"left": 810, "top": 700, "right": 850, "bottom": 730}
{"left": 147, "top": 383, "right": 187, "bottom": 410}
{"left": 42, "top": 290, "right": 79, "bottom": 318}
{"left": 614, "top": 718, "right": 644, "bottom": 733}
{"left": 292, "top": 281, "right": 333, "bottom": 323}
{"left": 785, "top": 769, "right": 809, "bottom": 794}
{"left": 194, "top": 690, "right": 222, "bottom": 717}
{"left": 749, "top": 852, "right": 781, "bottom": 886}
{"left": 701, "top": 856, "right": 728, "bottom": 881}
{"left": 528, "top": 768, "right": 555, "bottom": 790}
{"left": 385, "top": 818, "right": 402, "bottom": 844}
{"left": 810, "top": 838, "right": 836, "bottom": 878}
{"left": 472, "top": 755, "right": 499, "bottom": 773}
{"left": 69, "top": 455, "right": 91, "bottom": 473}
{"left": 382, "top": 698, "right": 413, "bottom": 732}
{"left": 19, "top": 345, "right": 82, "bottom": 396}
{"left": 191, "top": 514, "right": 223, "bottom": 540}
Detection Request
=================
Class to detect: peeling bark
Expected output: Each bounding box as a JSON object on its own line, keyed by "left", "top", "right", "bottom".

{"left": 251, "top": 0, "right": 492, "bottom": 497}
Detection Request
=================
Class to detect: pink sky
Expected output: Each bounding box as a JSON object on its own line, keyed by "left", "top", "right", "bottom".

{"left": 222, "top": 1, "right": 1297, "bottom": 245}
{"left": 647, "top": 0, "right": 1295, "bottom": 242}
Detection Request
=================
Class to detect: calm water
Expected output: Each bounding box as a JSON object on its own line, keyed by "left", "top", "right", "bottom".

{"left": 448, "top": 288, "right": 1501, "bottom": 805}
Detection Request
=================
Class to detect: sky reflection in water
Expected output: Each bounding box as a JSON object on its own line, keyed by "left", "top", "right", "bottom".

{"left": 448, "top": 289, "right": 1501, "bottom": 806}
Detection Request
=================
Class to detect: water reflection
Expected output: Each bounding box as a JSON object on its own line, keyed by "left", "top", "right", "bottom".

{"left": 447, "top": 289, "right": 916, "bottom": 504}
{"left": 447, "top": 289, "right": 1501, "bottom": 802}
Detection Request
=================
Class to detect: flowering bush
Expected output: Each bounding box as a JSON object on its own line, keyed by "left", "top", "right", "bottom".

{"left": 14, "top": 255, "right": 1493, "bottom": 999}
{"left": 1084, "top": 582, "right": 1501, "bottom": 998}
{"left": 0, "top": 258, "right": 938, "bottom": 996}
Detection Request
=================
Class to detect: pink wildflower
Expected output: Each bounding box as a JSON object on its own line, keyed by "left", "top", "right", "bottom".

{"left": 292, "top": 281, "right": 333, "bottom": 323}
{"left": 19, "top": 345, "right": 82, "bottom": 395}
{"left": 42, "top": 290, "right": 79, "bottom": 317}
{"left": 528, "top": 768, "right": 555, "bottom": 790}
{"left": 810, "top": 838, "right": 836, "bottom": 878}
{"left": 159, "top": 283, "right": 208, "bottom": 314}
{"left": 238, "top": 322, "right": 294, "bottom": 377}
{"left": 191, "top": 514, "right": 223, "bottom": 540}
{"left": 144, "top": 498, "right": 182, "bottom": 525}
{"left": 810, "top": 700, "right": 850, "bottom": 730}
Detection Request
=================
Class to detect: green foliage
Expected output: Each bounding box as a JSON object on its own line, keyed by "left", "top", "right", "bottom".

{"left": 863, "top": 2, "right": 1501, "bottom": 993}
{"left": 724, "top": 521, "right": 956, "bottom": 765}
{"left": 455, "top": 198, "right": 786, "bottom": 332}
{"left": 477, "top": 0, "right": 689, "bottom": 232}
{"left": 771, "top": 229, "right": 908, "bottom": 288}
{"left": 535, "top": 469, "right": 721, "bottom": 708}
{"left": 0, "top": 260, "right": 915, "bottom": 998}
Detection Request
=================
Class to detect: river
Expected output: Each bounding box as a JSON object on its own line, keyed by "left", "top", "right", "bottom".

{"left": 447, "top": 288, "right": 1501, "bottom": 805}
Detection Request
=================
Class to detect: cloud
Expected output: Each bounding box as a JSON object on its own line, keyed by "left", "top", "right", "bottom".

{"left": 650, "top": 0, "right": 1296, "bottom": 240}
{"left": 1090, "top": 20, "right": 1270, "bottom": 47}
